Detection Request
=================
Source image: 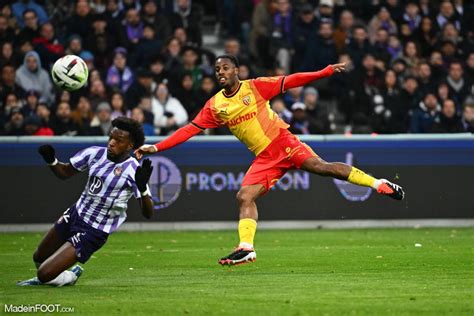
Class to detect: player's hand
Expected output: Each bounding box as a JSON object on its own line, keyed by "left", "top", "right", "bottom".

{"left": 135, "top": 158, "right": 153, "bottom": 192}
{"left": 134, "top": 144, "right": 157, "bottom": 160}
{"left": 330, "top": 63, "right": 346, "bottom": 73}
{"left": 38, "top": 144, "right": 56, "bottom": 164}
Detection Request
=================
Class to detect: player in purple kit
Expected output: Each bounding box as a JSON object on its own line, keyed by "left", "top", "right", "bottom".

{"left": 17, "top": 117, "right": 154, "bottom": 287}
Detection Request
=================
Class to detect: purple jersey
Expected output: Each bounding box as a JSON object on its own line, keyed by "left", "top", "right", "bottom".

{"left": 69, "top": 146, "right": 141, "bottom": 234}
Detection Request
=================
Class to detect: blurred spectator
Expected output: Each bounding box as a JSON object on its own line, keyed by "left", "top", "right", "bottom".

{"left": 385, "top": 0, "right": 403, "bottom": 22}
{"left": 429, "top": 51, "right": 448, "bottom": 83}
{"left": 1, "top": 42, "right": 20, "bottom": 68}
{"left": 88, "top": 101, "right": 112, "bottom": 136}
{"left": 181, "top": 46, "right": 202, "bottom": 91}
{"left": 371, "top": 69, "right": 407, "bottom": 133}
{"left": 33, "top": 22, "right": 64, "bottom": 69}
{"left": 15, "top": 51, "right": 54, "bottom": 105}
{"left": 283, "top": 86, "right": 303, "bottom": 107}
{"left": 400, "top": 76, "right": 421, "bottom": 110}
{"left": 151, "top": 82, "right": 188, "bottom": 135}
{"left": 289, "top": 102, "right": 321, "bottom": 135}
{"left": 23, "top": 114, "right": 50, "bottom": 136}
{"left": 430, "top": 98, "right": 464, "bottom": 133}
{"left": 436, "top": 0, "right": 461, "bottom": 31}
{"left": 131, "top": 107, "right": 154, "bottom": 136}
{"left": 293, "top": 4, "right": 318, "bottom": 71}
{"left": 149, "top": 56, "right": 168, "bottom": 86}
{"left": 4, "top": 107, "right": 25, "bottom": 135}
{"left": 0, "top": 63, "right": 26, "bottom": 106}
{"left": 175, "top": 73, "right": 197, "bottom": 117}
{"left": 249, "top": 0, "right": 273, "bottom": 69}
{"left": 238, "top": 63, "right": 251, "bottom": 80}
{"left": 66, "top": 0, "right": 93, "bottom": 41}
{"left": 141, "top": 0, "right": 171, "bottom": 41}
{"left": 300, "top": 21, "right": 337, "bottom": 72}
{"left": 34, "top": 102, "right": 54, "bottom": 135}
{"left": 465, "top": 52, "right": 474, "bottom": 83}
{"left": 445, "top": 61, "right": 471, "bottom": 106}
{"left": 372, "top": 28, "right": 391, "bottom": 65}
{"left": 122, "top": 8, "right": 144, "bottom": 49}
{"left": 410, "top": 91, "right": 441, "bottom": 133}
{"left": 71, "top": 96, "right": 93, "bottom": 135}
{"left": 416, "top": 16, "right": 438, "bottom": 58}
{"left": 270, "top": 0, "right": 293, "bottom": 74}
{"left": 437, "top": 82, "right": 451, "bottom": 106}
{"left": 12, "top": 0, "right": 48, "bottom": 28}
{"left": 125, "top": 68, "right": 156, "bottom": 109}
{"left": 110, "top": 91, "right": 129, "bottom": 120}
{"left": 347, "top": 25, "right": 373, "bottom": 69}
{"left": 401, "top": 41, "right": 421, "bottom": 71}
{"left": 169, "top": 0, "right": 203, "bottom": 47}
{"left": 402, "top": 1, "right": 421, "bottom": 32}
{"left": 195, "top": 75, "right": 217, "bottom": 117}
{"left": 333, "top": 10, "right": 354, "bottom": 53}
{"left": 315, "top": 0, "right": 334, "bottom": 25}
{"left": 49, "top": 101, "right": 80, "bottom": 136}
{"left": 271, "top": 97, "right": 292, "bottom": 124}
{"left": 302, "top": 86, "right": 330, "bottom": 134}
{"left": 417, "top": 61, "right": 435, "bottom": 95}
{"left": 17, "top": 9, "right": 40, "bottom": 43}
{"left": 21, "top": 89, "right": 40, "bottom": 117}
{"left": 88, "top": 79, "right": 108, "bottom": 109}
{"left": 106, "top": 47, "right": 134, "bottom": 93}
{"left": 368, "top": 6, "right": 398, "bottom": 45}
{"left": 133, "top": 23, "right": 162, "bottom": 67}
{"left": 0, "top": 14, "right": 15, "bottom": 44}
{"left": 461, "top": 97, "right": 474, "bottom": 132}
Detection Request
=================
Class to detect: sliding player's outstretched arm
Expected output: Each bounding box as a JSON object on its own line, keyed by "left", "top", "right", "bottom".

{"left": 38, "top": 145, "right": 79, "bottom": 180}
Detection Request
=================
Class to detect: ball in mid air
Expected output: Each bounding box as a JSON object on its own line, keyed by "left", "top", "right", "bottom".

{"left": 51, "top": 55, "right": 89, "bottom": 91}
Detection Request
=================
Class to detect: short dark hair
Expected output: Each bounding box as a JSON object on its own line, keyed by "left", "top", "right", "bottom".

{"left": 112, "top": 117, "right": 145, "bottom": 149}
{"left": 215, "top": 54, "right": 239, "bottom": 67}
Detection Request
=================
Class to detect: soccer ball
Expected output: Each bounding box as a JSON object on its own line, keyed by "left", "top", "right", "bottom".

{"left": 51, "top": 55, "right": 89, "bottom": 91}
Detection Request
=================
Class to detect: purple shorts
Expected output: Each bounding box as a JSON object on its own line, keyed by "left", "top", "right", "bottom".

{"left": 54, "top": 205, "right": 109, "bottom": 264}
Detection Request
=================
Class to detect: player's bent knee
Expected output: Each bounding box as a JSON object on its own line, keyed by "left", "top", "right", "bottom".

{"left": 236, "top": 188, "right": 257, "bottom": 205}
{"left": 37, "top": 265, "right": 55, "bottom": 283}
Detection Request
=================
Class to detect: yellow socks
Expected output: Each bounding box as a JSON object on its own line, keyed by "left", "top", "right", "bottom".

{"left": 238, "top": 218, "right": 257, "bottom": 249}
{"left": 347, "top": 167, "right": 379, "bottom": 189}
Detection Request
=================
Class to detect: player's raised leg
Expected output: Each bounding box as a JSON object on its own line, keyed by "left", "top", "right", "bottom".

{"left": 218, "top": 184, "right": 264, "bottom": 266}
{"left": 301, "top": 157, "right": 404, "bottom": 200}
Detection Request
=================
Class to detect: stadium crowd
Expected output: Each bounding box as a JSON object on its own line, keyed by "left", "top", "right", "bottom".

{"left": 0, "top": 0, "right": 473, "bottom": 136}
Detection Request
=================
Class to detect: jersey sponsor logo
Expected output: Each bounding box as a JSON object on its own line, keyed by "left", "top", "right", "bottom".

{"left": 228, "top": 111, "right": 257, "bottom": 127}
{"left": 114, "top": 166, "right": 123, "bottom": 176}
{"left": 148, "top": 156, "right": 182, "bottom": 210}
{"left": 88, "top": 176, "right": 103, "bottom": 195}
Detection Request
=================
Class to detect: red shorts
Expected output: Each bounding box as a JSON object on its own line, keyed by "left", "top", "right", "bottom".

{"left": 241, "top": 129, "right": 319, "bottom": 193}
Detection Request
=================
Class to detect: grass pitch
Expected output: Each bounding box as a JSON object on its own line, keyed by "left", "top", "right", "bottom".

{"left": 1, "top": 228, "right": 473, "bottom": 315}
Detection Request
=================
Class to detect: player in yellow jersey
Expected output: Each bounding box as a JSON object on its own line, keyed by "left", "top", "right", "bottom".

{"left": 135, "top": 55, "right": 405, "bottom": 266}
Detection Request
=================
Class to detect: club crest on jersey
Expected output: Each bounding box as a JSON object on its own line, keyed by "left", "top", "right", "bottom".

{"left": 242, "top": 95, "right": 251, "bottom": 106}
{"left": 114, "top": 166, "right": 123, "bottom": 176}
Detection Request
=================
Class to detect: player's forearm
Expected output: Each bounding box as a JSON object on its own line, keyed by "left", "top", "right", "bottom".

{"left": 283, "top": 66, "right": 334, "bottom": 90}
{"left": 49, "top": 162, "right": 78, "bottom": 180}
{"left": 139, "top": 196, "right": 154, "bottom": 219}
{"left": 154, "top": 123, "right": 201, "bottom": 152}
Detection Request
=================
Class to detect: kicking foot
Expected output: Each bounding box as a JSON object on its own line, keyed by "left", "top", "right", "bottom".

{"left": 377, "top": 179, "right": 405, "bottom": 200}
{"left": 17, "top": 277, "right": 41, "bottom": 286}
{"left": 218, "top": 248, "right": 256, "bottom": 266}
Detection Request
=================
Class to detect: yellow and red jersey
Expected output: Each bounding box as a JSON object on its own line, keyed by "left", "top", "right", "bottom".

{"left": 193, "top": 77, "right": 289, "bottom": 155}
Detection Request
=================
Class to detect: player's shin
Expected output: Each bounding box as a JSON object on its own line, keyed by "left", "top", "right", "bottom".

{"left": 238, "top": 218, "right": 257, "bottom": 249}
{"left": 347, "top": 167, "right": 381, "bottom": 189}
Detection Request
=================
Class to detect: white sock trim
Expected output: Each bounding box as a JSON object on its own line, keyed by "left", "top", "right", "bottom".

{"left": 45, "top": 270, "right": 77, "bottom": 287}
{"left": 239, "top": 242, "right": 254, "bottom": 249}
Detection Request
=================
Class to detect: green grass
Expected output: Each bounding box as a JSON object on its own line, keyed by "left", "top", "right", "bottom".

{"left": 1, "top": 228, "right": 473, "bottom": 315}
